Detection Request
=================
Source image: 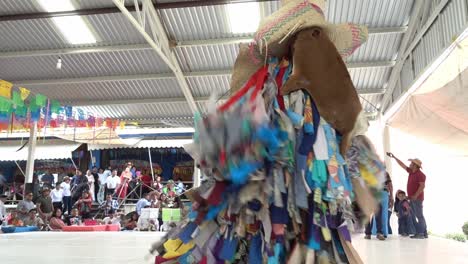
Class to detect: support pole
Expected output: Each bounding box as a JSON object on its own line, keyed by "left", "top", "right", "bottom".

{"left": 148, "top": 148, "right": 155, "bottom": 182}
{"left": 383, "top": 124, "right": 393, "bottom": 176}
{"left": 24, "top": 121, "right": 38, "bottom": 194}
{"left": 193, "top": 164, "right": 201, "bottom": 188}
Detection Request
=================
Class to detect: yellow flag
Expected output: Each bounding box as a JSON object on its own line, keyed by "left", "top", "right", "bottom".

{"left": 119, "top": 121, "right": 126, "bottom": 129}
{"left": 19, "top": 87, "right": 30, "bottom": 100}
{"left": 0, "top": 80, "right": 13, "bottom": 98}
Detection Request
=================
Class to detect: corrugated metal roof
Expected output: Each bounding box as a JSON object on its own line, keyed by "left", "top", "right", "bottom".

{"left": 1, "top": 49, "right": 170, "bottom": 81}
{"left": 349, "top": 67, "right": 392, "bottom": 90}
{"left": 327, "top": 0, "right": 414, "bottom": 26}
{"left": 176, "top": 43, "right": 239, "bottom": 72}
{"left": 25, "top": 78, "right": 182, "bottom": 102}
{"left": 0, "top": 13, "right": 146, "bottom": 52}
{"left": 80, "top": 101, "right": 193, "bottom": 120}
{"left": 346, "top": 33, "right": 402, "bottom": 62}
{"left": 0, "top": 0, "right": 421, "bottom": 124}
{"left": 186, "top": 75, "right": 230, "bottom": 97}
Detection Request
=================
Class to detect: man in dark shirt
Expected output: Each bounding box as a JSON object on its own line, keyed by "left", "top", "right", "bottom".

{"left": 388, "top": 153, "right": 427, "bottom": 239}
{"left": 92, "top": 167, "right": 100, "bottom": 201}
{"left": 41, "top": 170, "right": 55, "bottom": 188}
{"left": 36, "top": 187, "right": 54, "bottom": 223}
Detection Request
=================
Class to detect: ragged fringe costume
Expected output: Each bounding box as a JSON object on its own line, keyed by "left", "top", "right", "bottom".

{"left": 150, "top": 1, "right": 386, "bottom": 263}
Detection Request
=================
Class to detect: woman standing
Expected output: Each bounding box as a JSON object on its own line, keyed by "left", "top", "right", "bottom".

{"left": 85, "top": 170, "right": 95, "bottom": 202}
{"left": 116, "top": 166, "right": 132, "bottom": 202}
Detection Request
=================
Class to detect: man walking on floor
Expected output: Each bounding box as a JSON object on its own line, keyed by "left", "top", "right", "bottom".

{"left": 388, "top": 153, "right": 427, "bottom": 239}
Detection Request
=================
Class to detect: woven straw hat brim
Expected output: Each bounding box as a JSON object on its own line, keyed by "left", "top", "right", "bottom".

{"left": 254, "top": 0, "right": 368, "bottom": 58}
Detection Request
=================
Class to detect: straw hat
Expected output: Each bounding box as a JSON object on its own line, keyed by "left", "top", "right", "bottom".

{"left": 409, "top": 158, "right": 422, "bottom": 168}
{"left": 254, "top": 0, "right": 368, "bottom": 58}
{"left": 230, "top": 0, "right": 368, "bottom": 92}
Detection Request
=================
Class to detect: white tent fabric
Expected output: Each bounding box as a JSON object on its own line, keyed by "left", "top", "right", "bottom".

{"left": 388, "top": 30, "right": 468, "bottom": 155}
{"left": 0, "top": 139, "right": 81, "bottom": 161}
{"left": 88, "top": 139, "right": 193, "bottom": 150}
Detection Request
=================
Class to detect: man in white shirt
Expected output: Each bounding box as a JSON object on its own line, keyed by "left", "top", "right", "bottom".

{"left": 50, "top": 184, "right": 64, "bottom": 210}
{"left": 60, "top": 176, "right": 72, "bottom": 215}
{"left": 105, "top": 169, "right": 120, "bottom": 196}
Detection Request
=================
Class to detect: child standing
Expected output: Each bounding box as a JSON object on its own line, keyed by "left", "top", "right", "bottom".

{"left": 394, "top": 190, "right": 416, "bottom": 236}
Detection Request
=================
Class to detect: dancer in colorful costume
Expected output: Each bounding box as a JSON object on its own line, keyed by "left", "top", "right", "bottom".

{"left": 150, "top": 1, "right": 385, "bottom": 263}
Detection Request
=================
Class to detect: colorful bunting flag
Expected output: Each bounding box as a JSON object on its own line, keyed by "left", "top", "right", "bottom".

{"left": 12, "top": 91, "right": 24, "bottom": 107}
{"left": 19, "top": 87, "right": 30, "bottom": 100}
{"left": 50, "top": 100, "right": 61, "bottom": 114}
{"left": 0, "top": 80, "right": 13, "bottom": 99}
{"left": 34, "top": 94, "right": 48, "bottom": 107}
{"left": 0, "top": 97, "right": 13, "bottom": 114}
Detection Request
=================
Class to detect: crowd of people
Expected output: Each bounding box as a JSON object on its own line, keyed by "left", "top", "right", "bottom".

{"left": 363, "top": 153, "right": 427, "bottom": 240}
{"left": 0, "top": 162, "right": 187, "bottom": 232}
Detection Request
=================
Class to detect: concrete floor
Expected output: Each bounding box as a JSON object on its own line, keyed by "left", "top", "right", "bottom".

{"left": 1, "top": 232, "right": 467, "bottom": 264}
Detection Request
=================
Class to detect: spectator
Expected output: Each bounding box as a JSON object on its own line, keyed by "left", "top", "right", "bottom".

{"left": 394, "top": 190, "right": 416, "bottom": 236}
{"left": 57, "top": 167, "right": 67, "bottom": 184}
{"left": 103, "top": 166, "right": 112, "bottom": 179}
{"left": 61, "top": 176, "right": 72, "bottom": 215}
{"left": 105, "top": 169, "right": 120, "bottom": 196}
{"left": 65, "top": 208, "right": 81, "bottom": 226}
{"left": 36, "top": 187, "right": 54, "bottom": 223}
{"left": 23, "top": 209, "right": 45, "bottom": 230}
{"left": 163, "top": 180, "right": 176, "bottom": 198}
{"left": 102, "top": 211, "right": 123, "bottom": 227}
{"left": 91, "top": 167, "right": 100, "bottom": 202}
{"left": 129, "top": 166, "right": 138, "bottom": 200}
{"left": 159, "top": 193, "right": 168, "bottom": 208}
{"left": 71, "top": 170, "right": 89, "bottom": 205}
{"left": 385, "top": 173, "right": 394, "bottom": 236}
{"left": 76, "top": 191, "right": 93, "bottom": 219}
{"left": 97, "top": 168, "right": 107, "bottom": 204}
{"left": 51, "top": 183, "right": 64, "bottom": 210}
{"left": 175, "top": 179, "right": 185, "bottom": 195}
{"left": 41, "top": 170, "right": 55, "bottom": 188}
{"left": 49, "top": 208, "right": 66, "bottom": 230}
{"left": 71, "top": 170, "right": 87, "bottom": 187}
{"left": 0, "top": 194, "right": 6, "bottom": 225}
{"left": 7, "top": 210, "right": 24, "bottom": 226}
{"left": 86, "top": 170, "right": 96, "bottom": 202}
{"left": 153, "top": 176, "right": 163, "bottom": 192}
{"left": 100, "top": 194, "right": 119, "bottom": 217}
{"left": 0, "top": 170, "right": 6, "bottom": 194}
{"left": 388, "top": 153, "right": 427, "bottom": 239}
{"left": 140, "top": 170, "right": 153, "bottom": 194}
{"left": 116, "top": 166, "right": 132, "bottom": 202}
{"left": 17, "top": 192, "right": 35, "bottom": 221}
{"left": 136, "top": 193, "right": 151, "bottom": 216}
{"left": 124, "top": 212, "right": 139, "bottom": 230}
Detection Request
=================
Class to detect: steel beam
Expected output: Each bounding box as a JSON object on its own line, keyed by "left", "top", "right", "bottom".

{"left": 0, "top": 0, "right": 279, "bottom": 22}
{"left": 0, "top": 27, "right": 407, "bottom": 59}
{"left": 113, "top": 0, "right": 198, "bottom": 113}
{"left": 66, "top": 87, "right": 385, "bottom": 107}
{"left": 380, "top": 0, "right": 448, "bottom": 112}
{"left": 12, "top": 61, "right": 393, "bottom": 86}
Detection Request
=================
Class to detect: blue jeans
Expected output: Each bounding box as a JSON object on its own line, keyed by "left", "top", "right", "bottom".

{"left": 410, "top": 200, "right": 427, "bottom": 235}
{"left": 63, "top": 196, "right": 72, "bottom": 215}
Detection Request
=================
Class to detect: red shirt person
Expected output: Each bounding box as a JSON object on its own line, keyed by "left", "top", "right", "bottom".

{"left": 388, "top": 153, "right": 427, "bottom": 239}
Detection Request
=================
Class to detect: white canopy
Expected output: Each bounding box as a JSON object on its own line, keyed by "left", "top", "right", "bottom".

{"left": 387, "top": 30, "right": 468, "bottom": 155}
{"left": 87, "top": 139, "right": 193, "bottom": 150}
{"left": 0, "top": 139, "right": 81, "bottom": 161}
